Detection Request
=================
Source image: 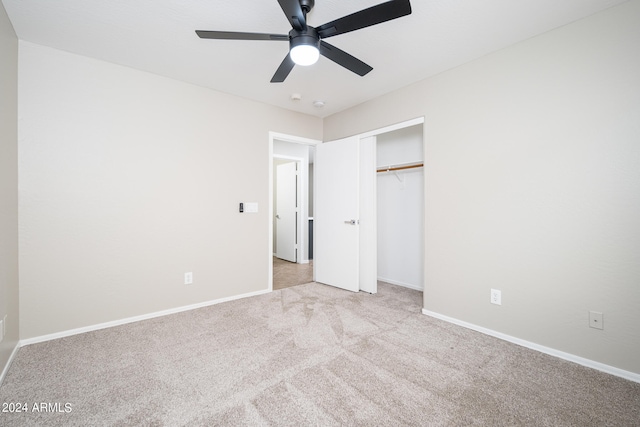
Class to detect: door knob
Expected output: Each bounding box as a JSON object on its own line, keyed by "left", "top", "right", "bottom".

{"left": 276, "top": 214, "right": 281, "bottom": 219}
{"left": 344, "top": 219, "right": 357, "bottom": 225}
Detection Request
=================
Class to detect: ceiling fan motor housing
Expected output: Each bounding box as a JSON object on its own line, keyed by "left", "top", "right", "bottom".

{"left": 290, "top": 27, "right": 320, "bottom": 50}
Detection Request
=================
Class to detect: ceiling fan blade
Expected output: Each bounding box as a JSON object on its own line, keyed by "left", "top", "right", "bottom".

{"left": 319, "top": 41, "right": 373, "bottom": 76}
{"left": 277, "top": 0, "right": 307, "bottom": 31}
{"left": 196, "top": 30, "right": 289, "bottom": 41}
{"left": 316, "top": 0, "right": 412, "bottom": 39}
{"left": 271, "top": 54, "right": 296, "bottom": 83}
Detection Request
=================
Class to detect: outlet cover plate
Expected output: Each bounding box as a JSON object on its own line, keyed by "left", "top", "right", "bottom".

{"left": 184, "top": 272, "right": 193, "bottom": 285}
{"left": 490, "top": 289, "right": 502, "bottom": 305}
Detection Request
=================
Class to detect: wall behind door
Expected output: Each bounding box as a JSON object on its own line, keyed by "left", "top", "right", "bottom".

{"left": 377, "top": 125, "right": 424, "bottom": 290}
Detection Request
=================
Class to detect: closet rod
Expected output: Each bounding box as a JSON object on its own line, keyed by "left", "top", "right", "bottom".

{"left": 376, "top": 163, "right": 424, "bottom": 173}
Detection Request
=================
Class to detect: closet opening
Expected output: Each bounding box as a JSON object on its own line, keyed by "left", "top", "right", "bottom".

{"left": 376, "top": 124, "right": 425, "bottom": 294}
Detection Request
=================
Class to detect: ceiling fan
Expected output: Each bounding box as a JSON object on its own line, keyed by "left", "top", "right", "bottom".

{"left": 196, "top": 0, "right": 412, "bottom": 83}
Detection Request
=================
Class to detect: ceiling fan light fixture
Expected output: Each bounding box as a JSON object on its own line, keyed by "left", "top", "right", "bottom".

{"left": 290, "top": 44, "right": 319, "bottom": 66}
{"left": 290, "top": 30, "right": 320, "bottom": 66}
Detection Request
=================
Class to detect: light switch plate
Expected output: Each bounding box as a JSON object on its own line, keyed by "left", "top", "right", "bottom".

{"left": 244, "top": 202, "right": 258, "bottom": 213}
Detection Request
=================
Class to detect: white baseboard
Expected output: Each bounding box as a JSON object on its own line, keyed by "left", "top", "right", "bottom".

{"left": 422, "top": 309, "right": 640, "bottom": 384}
{"left": 0, "top": 342, "right": 20, "bottom": 386}
{"left": 20, "top": 288, "right": 271, "bottom": 347}
{"left": 378, "top": 277, "right": 423, "bottom": 291}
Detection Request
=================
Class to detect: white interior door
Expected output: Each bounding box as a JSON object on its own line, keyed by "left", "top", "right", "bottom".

{"left": 276, "top": 161, "right": 297, "bottom": 262}
{"left": 315, "top": 136, "right": 360, "bottom": 292}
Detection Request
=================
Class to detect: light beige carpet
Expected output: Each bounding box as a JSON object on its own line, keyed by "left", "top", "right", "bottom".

{"left": 1, "top": 282, "right": 638, "bottom": 426}
{"left": 273, "top": 256, "right": 313, "bottom": 290}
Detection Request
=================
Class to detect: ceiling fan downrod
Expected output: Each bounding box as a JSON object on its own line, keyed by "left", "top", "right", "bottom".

{"left": 299, "top": 0, "right": 315, "bottom": 15}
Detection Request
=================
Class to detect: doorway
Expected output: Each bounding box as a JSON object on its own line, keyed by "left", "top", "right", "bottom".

{"left": 269, "top": 133, "right": 320, "bottom": 291}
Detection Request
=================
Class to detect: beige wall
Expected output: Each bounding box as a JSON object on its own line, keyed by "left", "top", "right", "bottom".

{"left": 324, "top": 1, "right": 640, "bottom": 374}
{"left": 0, "top": 1, "right": 19, "bottom": 375}
{"left": 18, "top": 42, "right": 322, "bottom": 339}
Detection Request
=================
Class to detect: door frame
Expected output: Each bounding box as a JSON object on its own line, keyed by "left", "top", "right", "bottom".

{"left": 268, "top": 132, "right": 320, "bottom": 291}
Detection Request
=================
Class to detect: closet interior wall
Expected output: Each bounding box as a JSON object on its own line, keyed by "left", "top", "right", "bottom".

{"left": 376, "top": 125, "right": 424, "bottom": 291}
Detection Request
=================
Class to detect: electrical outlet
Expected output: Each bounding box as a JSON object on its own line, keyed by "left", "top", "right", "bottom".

{"left": 184, "top": 272, "right": 193, "bottom": 285}
{"left": 589, "top": 311, "right": 604, "bottom": 330}
{"left": 490, "top": 289, "right": 502, "bottom": 305}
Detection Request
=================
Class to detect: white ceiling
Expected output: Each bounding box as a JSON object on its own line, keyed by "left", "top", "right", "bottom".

{"left": 2, "top": 0, "right": 628, "bottom": 118}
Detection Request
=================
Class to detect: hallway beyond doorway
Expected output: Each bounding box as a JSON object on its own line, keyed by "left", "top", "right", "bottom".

{"left": 273, "top": 257, "right": 313, "bottom": 290}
